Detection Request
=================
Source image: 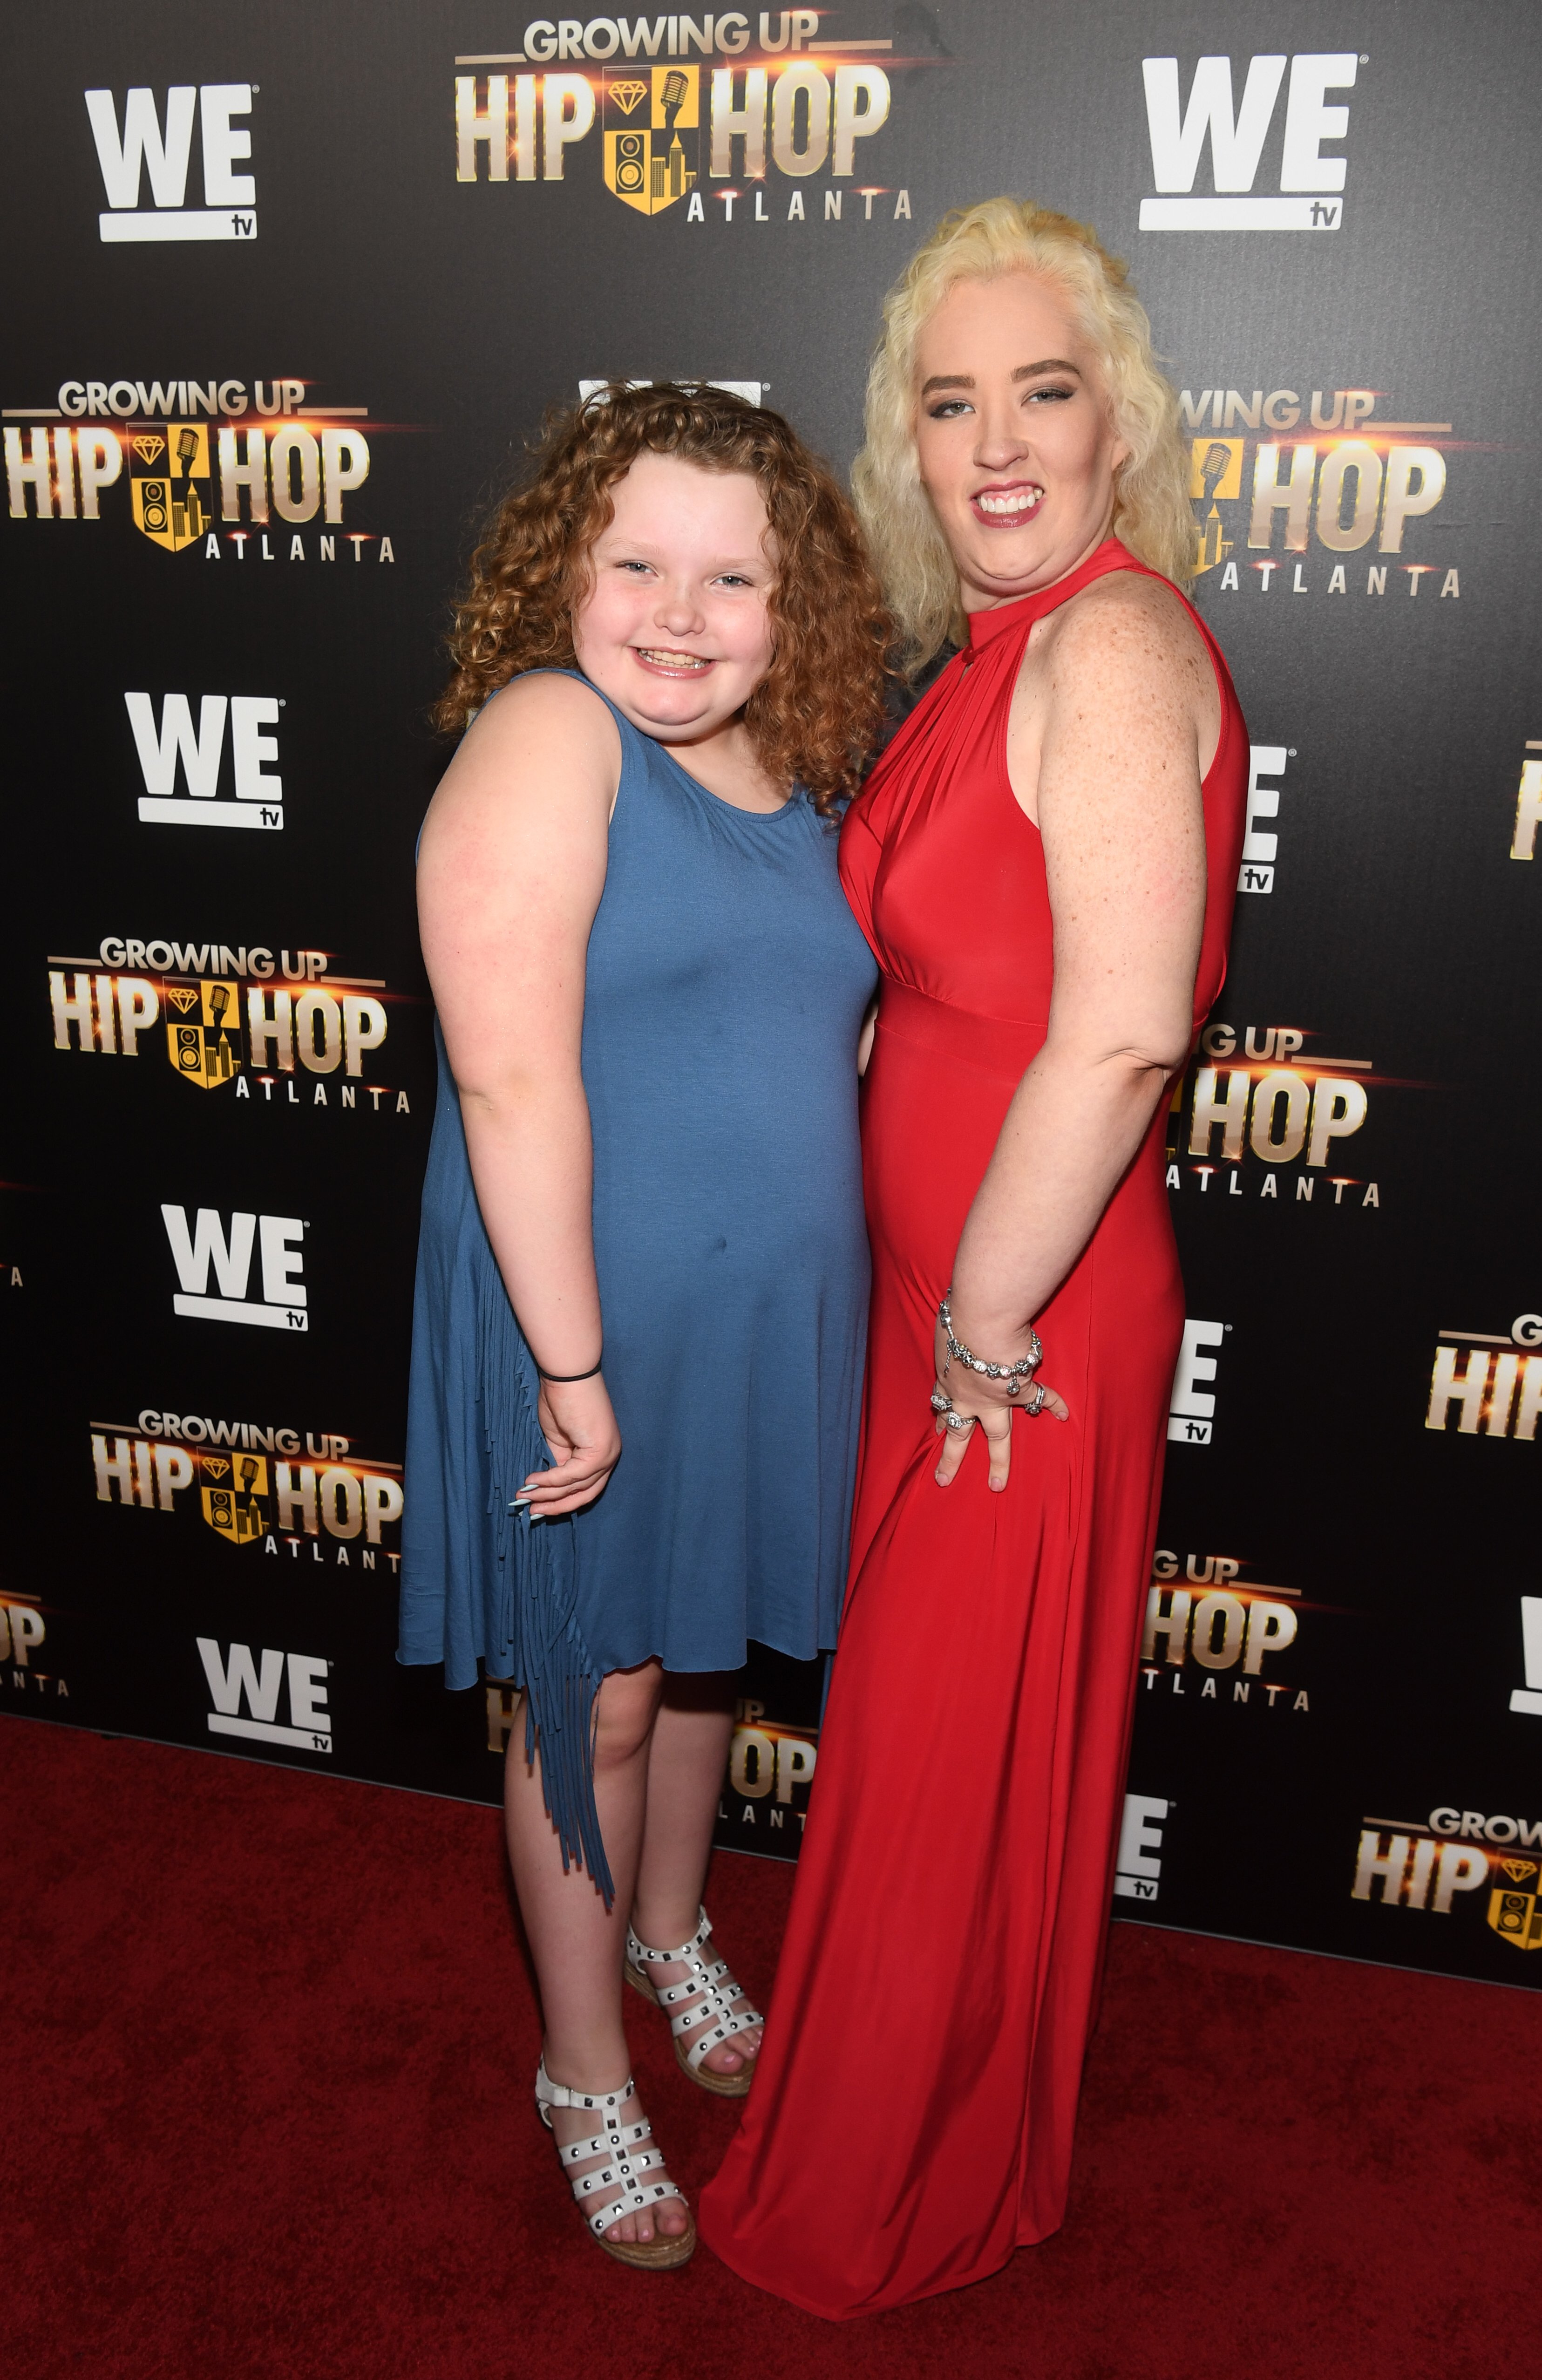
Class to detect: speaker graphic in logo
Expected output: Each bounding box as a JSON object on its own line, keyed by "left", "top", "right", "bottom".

{"left": 603, "top": 66, "right": 698, "bottom": 216}
{"left": 165, "top": 979, "right": 242, "bottom": 1088}
{"left": 1488, "top": 1862, "right": 1542, "bottom": 1952}
{"left": 200, "top": 1451, "right": 269, "bottom": 1546}
{"left": 129, "top": 421, "right": 211, "bottom": 552}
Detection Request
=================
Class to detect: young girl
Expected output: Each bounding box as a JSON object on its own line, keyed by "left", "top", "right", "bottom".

{"left": 400, "top": 384, "right": 887, "bottom": 2269}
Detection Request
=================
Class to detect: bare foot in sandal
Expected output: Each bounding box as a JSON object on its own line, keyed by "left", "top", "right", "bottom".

{"left": 538, "top": 2062, "right": 695, "bottom": 2268}
{"left": 625, "top": 1906, "right": 763, "bottom": 2093}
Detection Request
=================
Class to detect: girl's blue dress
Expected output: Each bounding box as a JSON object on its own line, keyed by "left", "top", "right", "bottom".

{"left": 399, "top": 673, "right": 875, "bottom": 1892}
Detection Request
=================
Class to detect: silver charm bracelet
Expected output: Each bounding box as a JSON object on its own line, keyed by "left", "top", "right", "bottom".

{"left": 938, "top": 1293, "right": 1043, "bottom": 1398}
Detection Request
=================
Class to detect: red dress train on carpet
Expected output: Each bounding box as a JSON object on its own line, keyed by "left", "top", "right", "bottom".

{"left": 700, "top": 541, "right": 1248, "bottom": 2317}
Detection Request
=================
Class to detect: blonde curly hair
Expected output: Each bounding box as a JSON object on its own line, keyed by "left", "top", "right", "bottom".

{"left": 853, "top": 197, "right": 1196, "bottom": 669}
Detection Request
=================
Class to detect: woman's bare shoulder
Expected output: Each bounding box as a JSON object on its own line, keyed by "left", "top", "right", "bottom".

{"left": 1041, "top": 566, "right": 1210, "bottom": 690}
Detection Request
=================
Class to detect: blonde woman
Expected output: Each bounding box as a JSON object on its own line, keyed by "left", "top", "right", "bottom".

{"left": 701, "top": 202, "right": 1248, "bottom": 2314}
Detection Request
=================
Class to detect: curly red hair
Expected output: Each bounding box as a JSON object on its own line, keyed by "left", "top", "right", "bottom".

{"left": 435, "top": 381, "right": 891, "bottom": 813}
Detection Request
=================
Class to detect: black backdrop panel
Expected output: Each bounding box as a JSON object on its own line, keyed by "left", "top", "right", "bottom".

{"left": 3, "top": 0, "right": 1538, "bottom": 1986}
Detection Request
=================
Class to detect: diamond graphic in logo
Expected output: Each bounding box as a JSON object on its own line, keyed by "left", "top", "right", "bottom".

{"left": 132, "top": 434, "right": 166, "bottom": 466}
{"left": 164, "top": 979, "right": 242, "bottom": 1089}
{"left": 603, "top": 65, "right": 698, "bottom": 216}
{"left": 1500, "top": 1857, "right": 1538, "bottom": 1885}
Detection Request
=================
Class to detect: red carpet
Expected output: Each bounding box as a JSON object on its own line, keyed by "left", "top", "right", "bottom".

{"left": 5, "top": 1718, "right": 1536, "bottom": 2380}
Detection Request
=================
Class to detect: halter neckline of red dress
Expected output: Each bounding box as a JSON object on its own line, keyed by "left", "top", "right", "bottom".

{"left": 963, "top": 533, "right": 1144, "bottom": 647}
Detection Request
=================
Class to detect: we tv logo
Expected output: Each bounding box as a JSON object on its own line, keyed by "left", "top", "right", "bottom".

{"left": 1114, "top": 1795, "right": 1169, "bottom": 1903}
{"left": 1238, "top": 746, "right": 1288, "bottom": 896}
{"left": 86, "top": 84, "right": 258, "bottom": 243}
{"left": 163, "top": 1205, "right": 307, "bottom": 1332}
{"left": 1140, "top": 54, "right": 1358, "bottom": 231}
{"left": 1169, "top": 1319, "right": 1228, "bottom": 1445}
{"left": 127, "top": 692, "right": 283, "bottom": 830}
{"left": 196, "top": 1638, "right": 331, "bottom": 1753}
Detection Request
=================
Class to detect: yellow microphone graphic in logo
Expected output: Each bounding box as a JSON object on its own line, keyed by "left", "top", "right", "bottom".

{"left": 1191, "top": 437, "right": 1243, "bottom": 577}
{"left": 604, "top": 64, "right": 698, "bottom": 215}
{"left": 165, "top": 979, "right": 242, "bottom": 1089}
{"left": 200, "top": 1451, "right": 269, "bottom": 1546}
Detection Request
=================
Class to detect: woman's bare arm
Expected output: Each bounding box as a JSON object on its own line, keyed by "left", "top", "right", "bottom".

{"left": 416, "top": 673, "right": 623, "bottom": 1513}
{"left": 937, "top": 578, "right": 1212, "bottom": 1486}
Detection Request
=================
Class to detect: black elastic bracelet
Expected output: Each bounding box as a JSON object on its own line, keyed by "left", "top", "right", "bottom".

{"left": 537, "top": 1356, "right": 604, "bottom": 1383}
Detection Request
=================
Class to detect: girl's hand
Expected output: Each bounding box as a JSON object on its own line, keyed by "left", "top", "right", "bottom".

{"left": 516, "top": 1377, "right": 623, "bottom": 1516}
{"left": 931, "top": 1312, "right": 1069, "bottom": 1493}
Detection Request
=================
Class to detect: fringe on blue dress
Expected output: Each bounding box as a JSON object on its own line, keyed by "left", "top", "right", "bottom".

{"left": 476, "top": 1250, "right": 615, "bottom": 1905}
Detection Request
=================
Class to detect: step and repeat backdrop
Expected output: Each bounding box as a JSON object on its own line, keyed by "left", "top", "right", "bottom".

{"left": 4, "top": 0, "right": 1538, "bottom": 1988}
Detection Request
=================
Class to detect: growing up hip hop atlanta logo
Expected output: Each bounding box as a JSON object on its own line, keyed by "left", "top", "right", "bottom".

{"left": 1141, "top": 1548, "right": 1311, "bottom": 1716}
{"left": 4, "top": 380, "right": 393, "bottom": 564}
{"left": 2, "top": 1593, "right": 67, "bottom": 1706}
{"left": 453, "top": 12, "right": 918, "bottom": 226}
{"left": 1182, "top": 387, "right": 1461, "bottom": 603}
{"left": 1424, "top": 1312, "right": 1542, "bottom": 1444}
{"left": 49, "top": 938, "right": 409, "bottom": 1120}
{"left": 95, "top": 1406, "right": 402, "bottom": 1564}
{"left": 1352, "top": 1806, "right": 1542, "bottom": 1956}
{"left": 1168, "top": 1020, "right": 1400, "bottom": 1212}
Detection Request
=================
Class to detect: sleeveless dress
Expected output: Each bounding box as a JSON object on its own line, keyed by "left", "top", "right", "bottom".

{"left": 399, "top": 672, "right": 876, "bottom": 1897}
{"left": 700, "top": 543, "right": 1248, "bottom": 2314}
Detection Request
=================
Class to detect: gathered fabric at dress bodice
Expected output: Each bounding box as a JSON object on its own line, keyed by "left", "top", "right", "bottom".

{"left": 841, "top": 537, "right": 1248, "bottom": 1059}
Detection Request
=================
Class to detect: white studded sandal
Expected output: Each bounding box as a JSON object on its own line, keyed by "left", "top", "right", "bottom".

{"left": 624, "top": 1905, "right": 763, "bottom": 2099}
{"left": 535, "top": 2060, "right": 696, "bottom": 2270}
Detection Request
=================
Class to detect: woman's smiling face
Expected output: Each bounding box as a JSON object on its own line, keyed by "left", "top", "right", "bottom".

{"left": 912, "top": 270, "right": 1130, "bottom": 612}
{"left": 572, "top": 451, "right": 777, "bottom": 743}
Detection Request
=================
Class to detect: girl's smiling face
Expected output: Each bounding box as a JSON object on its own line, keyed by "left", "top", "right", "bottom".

{"left": 573, "top": 451, "right": 777, "bottom": 743}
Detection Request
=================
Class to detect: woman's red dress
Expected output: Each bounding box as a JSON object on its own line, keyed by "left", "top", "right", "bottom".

{"left": 700, "top": 541, "right": 1248, "bottom": 2317}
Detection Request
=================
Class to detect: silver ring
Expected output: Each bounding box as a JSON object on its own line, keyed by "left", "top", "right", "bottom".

{"left": 944, "top": 1411, "right": 971, "bottom": 1432}
{"left": 1026, "top": 1382, "right": 1048, "bottom": 1416}
{"left": 930, "top": 1388, "right": 953, "bottom": 1415}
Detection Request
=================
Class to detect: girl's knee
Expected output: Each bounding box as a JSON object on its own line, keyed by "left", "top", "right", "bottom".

{"left": 593, "top": 1665, "right": 663, "bottom": 1768}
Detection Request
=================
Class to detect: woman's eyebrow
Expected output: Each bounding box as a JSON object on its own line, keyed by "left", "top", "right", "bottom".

{"left": 919, "top": 359, "right": 1083, "bottom": 396}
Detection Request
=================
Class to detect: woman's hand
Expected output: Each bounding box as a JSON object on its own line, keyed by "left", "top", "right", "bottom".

{"left": 932, "top": 1312, "right": 1068, "bottom": 1492}
{"left": 515, "top": 1376, "right": 623, "bottom": 1517}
